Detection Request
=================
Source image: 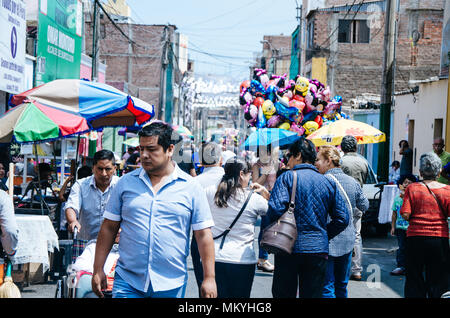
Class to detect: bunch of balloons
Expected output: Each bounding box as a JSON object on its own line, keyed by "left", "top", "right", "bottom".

{"left": 240, "top": 68, "right": 348, "bottom": 136}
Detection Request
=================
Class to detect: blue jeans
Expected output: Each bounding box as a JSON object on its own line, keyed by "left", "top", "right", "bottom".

{"left": 395, "top": 229, "right": 407, "bottom": 269}
{"left": 322, "top": 252, "right": 352, "bottom": 298}
{"left": 258, "top": 215, "right": 270, "bottom": 260}
{"left": 112, "top": 272, "right": 186, "bottom": 298}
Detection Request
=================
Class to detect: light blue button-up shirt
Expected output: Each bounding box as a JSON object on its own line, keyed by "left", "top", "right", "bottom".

{"left": 65, "top": 175, "right": 119, "bottom": 241}
{"left": 103, "top": 163, "right": 214, "bottom": 292}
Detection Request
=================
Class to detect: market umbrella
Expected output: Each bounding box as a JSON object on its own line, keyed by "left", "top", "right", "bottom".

{"left": 0, "top": 101, "right": 90, "bottom": 144}
{"left": 306, "top": 119, "right": 386, "bottom": 146}
{"left": 10, "top": 79, "right": 155, "bottom": 128}
{"left": 242, "top": 128, "right": 300, "bottom": 151}
{"left": 172, "top": 125, "right": 193, "bottom": 138}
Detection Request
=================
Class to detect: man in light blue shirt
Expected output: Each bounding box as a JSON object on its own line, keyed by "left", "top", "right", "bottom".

{"left": 92, "top": 122, "right": 217, "bottom": 298}
{"left": 65, "top": 150, "right": 119, "bottom": 242}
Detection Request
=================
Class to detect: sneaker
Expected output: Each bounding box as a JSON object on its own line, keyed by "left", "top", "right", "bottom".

{"left": 350, "top": 273, "right": 362, "bottom": 281}
{"left": 390, "top": 267, "right": 405, "bottom": 276}
{"left": 257, "top": 260, "right": 274, "bottom": 272}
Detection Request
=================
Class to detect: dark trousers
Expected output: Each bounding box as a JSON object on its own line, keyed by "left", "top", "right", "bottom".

{"left": 395, "top": 229, "right": 407, "bottom": 269}
{"left": 272, "top": 253, "right": 327, "bottom": 298}
{"left": 405, "top": 236, "right": 450, "bottom": 298}
{"left": 190, "top": 236, "right": 203, "bottom": 297}
{"left": 215, "top": 262, "right": 256, "bottom": 298}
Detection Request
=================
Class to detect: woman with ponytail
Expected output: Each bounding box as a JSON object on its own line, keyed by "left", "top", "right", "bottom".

{"left": 204, "top": 157, "right": 270, "bottom": 298}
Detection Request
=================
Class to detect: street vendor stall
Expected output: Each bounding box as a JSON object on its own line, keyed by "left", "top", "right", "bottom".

{"left": 10, "top": 214, "right": 59, "bottom": 286}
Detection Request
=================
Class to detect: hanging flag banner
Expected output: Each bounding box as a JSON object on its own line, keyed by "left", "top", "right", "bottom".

{"left": 36, "top": 0, "right": 83, "bottom": 85}
{"left": 0, "top": 0, "right": 26, "bottom": 94}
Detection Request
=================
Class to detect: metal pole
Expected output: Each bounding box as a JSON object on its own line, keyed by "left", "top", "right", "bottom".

{"left": 91, "top": 0, "right": 99, "bottom": 81}
{"left": 377, "top": 0, "right": 398, "bottom": 182}
{"left": 297, "top": 4, "right": 303, "bottom": 76}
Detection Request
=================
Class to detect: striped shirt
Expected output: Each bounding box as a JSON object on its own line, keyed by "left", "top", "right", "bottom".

{"left": 325, "top": 168, "right": 369, "bottom": 257}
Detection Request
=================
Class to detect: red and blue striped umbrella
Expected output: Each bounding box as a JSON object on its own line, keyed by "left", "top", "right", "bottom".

{"left": 10, "top": 79, "right": 155, "bottom": 129}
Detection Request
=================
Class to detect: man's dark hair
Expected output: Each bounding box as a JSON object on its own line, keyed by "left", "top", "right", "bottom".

{"left": 93, "top": 149, "right": 115, "bottom": 166}
{"left": 391, "top": 160, "right": 400, "bottom": 167}
{"left": 341, "top": 135, "right": 357, "bottom": 153}
{"left": 399, "top": 140, "right": 409, "bottom": 148}
{"left": 138, "top": 122, "right": 182, "bottom": 152}
{"left": 288, "top": 137, "right": 317, "bottom": 164}
{"left": 77, "top": 165, "right": 93, "bottom": 179}
{"left": 396, "top": 174, "right": 418, "bottom": 186}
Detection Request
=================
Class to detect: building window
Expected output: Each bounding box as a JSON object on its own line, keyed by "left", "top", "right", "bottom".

{"left": 338, "top": 19, "right": 370, "bottom": 43}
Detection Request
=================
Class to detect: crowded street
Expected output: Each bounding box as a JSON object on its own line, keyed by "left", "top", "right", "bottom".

{"left": 0, "top": 0, "right": 449, "bottom": 305}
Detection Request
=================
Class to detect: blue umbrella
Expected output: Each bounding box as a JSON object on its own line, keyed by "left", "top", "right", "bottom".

{"left": 242, "top": 128, "right": 300, "bottom": 150}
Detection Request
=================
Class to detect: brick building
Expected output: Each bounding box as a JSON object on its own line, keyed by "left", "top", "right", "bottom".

{"left": 300, "top": 0, "right": 444, "bottom": 106}
{"left": 83, "top": 6, "right": 179, "bottom": 121}
{"left": 260, "top": 35, "right": 292, "bottom": 77}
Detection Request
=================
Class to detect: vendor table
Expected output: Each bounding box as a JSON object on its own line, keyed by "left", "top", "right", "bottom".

{"left": 377, "top": 185, "right": 400, "bottom": 224}
{"left": 10, "top": 215, "right": 59, "bottom": 273}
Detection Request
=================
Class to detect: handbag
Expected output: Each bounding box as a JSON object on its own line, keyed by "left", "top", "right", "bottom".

{"left": 260, "top": 170, "right": 298, "bottom": 255}
{"left": 213, "top": 189, "right": 254, "bottom": 250}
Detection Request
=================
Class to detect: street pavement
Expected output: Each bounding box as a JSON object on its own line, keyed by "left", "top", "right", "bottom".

{"left": 20, "top": 229, "right": 405, "bottom": 298}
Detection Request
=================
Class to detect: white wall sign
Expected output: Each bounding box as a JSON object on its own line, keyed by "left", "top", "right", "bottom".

{"left": 0, "top": 0, "right": 26, "bottom": 94}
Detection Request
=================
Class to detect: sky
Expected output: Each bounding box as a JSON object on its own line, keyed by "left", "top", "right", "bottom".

{"left": 125, "top": 0, "right": 300, "bottom": 82}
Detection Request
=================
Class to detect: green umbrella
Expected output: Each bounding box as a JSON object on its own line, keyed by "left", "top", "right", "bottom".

{"left": 123, "top": 137, "right": 139, "bottom": 147}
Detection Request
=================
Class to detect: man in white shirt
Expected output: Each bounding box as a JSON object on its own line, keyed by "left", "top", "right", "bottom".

{"left": 192, "top": 142, "right": 224, "bottom": 294}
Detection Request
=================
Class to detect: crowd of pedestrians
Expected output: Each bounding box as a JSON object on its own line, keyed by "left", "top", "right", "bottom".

{"left": 2, "top": 121, "right": 448, "bottom": 299}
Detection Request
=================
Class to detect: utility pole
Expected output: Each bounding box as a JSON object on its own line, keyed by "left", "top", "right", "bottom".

{"left": 296, "top": 2, "right": 302, "bottom": 76}
{"left": 159, "top": 25, "right": 169, "bottom": 120}
{"left": 377, "top": 0, "right": 399, "bottom": 182}
{"left": 91, "top": 0, "right": 99, "bottom": 81}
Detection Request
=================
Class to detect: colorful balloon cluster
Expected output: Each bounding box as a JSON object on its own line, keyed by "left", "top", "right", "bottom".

{"left": 240, "top": 69, "right": 348, "bottom": 136}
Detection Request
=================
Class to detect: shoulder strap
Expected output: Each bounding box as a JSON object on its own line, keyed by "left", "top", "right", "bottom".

{"left": 328, "top": 174, "right": 352, "bottom": 213}
{"left": 289, "top": 169, "right": 297, "bottom": 208}
{"left": 213, "top": 189, "right": 254, "bottom": 249}
{"left": 422, "top": 182, "right": 445, "bottom": 214}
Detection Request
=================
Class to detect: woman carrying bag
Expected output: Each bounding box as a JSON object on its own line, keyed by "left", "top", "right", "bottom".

{"left": 315, "top": 146, "right": 369, "bottom": 298}
{"left": 400, "top": 152, "right": 450, "bottom": 298}
{"left": 204, "top": 158, "right": 270, "bottom": 298}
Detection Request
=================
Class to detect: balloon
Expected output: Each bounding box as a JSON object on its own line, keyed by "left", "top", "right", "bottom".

{"left": 267, "top": 114, "right": 283, "bottom": 128}
{"left": 249, "top": 80, "right": 265, "bottom": 95}
{"left": 283, "top": 89, "right": 293, "bottom": 100}
{"left": 274, "top": 101, "right": 298, "bottom": 119}
{"left": 265, "top": 85, "right": 278, "bottom": 102}
{"left": 290, "top": 112, "right": 304, "bottom": 124}
{"left": 274, "top": 94, "right": 299, "bottom": 119}
{"left": 289, "top": 100, "right": 305, "bottom": 113}
{"left": 253, "top": 96, "right": 265, "bottom": 107}
{"left": 244, "top": 92, "right": 253, "bottom": 104}
{"left": 262, "top": 100, "right": 276, "bottom": 119}
{"left": 303, "top": 121, "right": 319, "bottom": 135}
{"left": 240, "top": 80, "right": 250, "bottom": 94}
{"left": 260, "top": 74, "right": 270, "bottom": 88}
{"left": 278, "top": 122, "right": 291, "bottom": 130}
{"left": 256, "top": 105, "right": 266, "bottom": 128}
{"left": 290, "top": 122, "right": 305, "bottom": 135}
{"left": 314, "top": 115, "right": 323, "bottom": 127}
{"left": 292, "top": 94, "right": 305, "bottom": 102}
{"left": 301, "top": 110, "right": 319, "bottom": 125}
{"left": 249, "top": 104, "right": 258, "bottom": 120}
{"left": 294, "top": 76, "right": 309, "bottom": 96}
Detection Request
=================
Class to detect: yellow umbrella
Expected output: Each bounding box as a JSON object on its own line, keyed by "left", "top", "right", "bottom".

{"left": 306, "top": 119, "right": 386, "bottom": 146}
